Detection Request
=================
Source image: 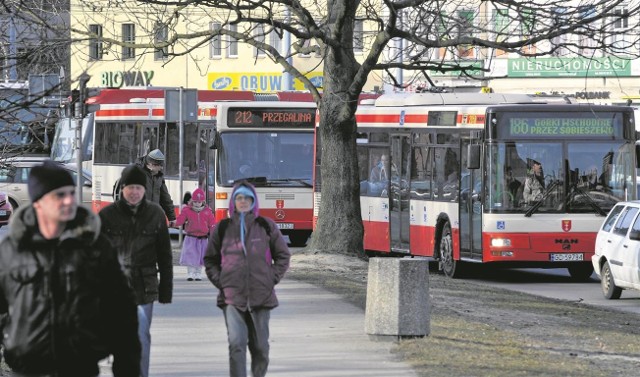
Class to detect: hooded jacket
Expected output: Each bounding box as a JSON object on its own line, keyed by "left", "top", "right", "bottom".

{"left": 204, "top": 181, "right": 290, "bottom": 310}
{"left": 0, "top": 205, "right": 140, "bottom": 377}
{"left": 99, "top": 198, "right": 173, "bottom": 305}
{"left": 136, "top": 157, "right": 176, "bottom": 221}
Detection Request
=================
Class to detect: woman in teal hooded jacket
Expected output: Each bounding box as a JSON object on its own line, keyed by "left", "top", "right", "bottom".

{"left": 204, "top": 180, "right": 290, "bottom": 377}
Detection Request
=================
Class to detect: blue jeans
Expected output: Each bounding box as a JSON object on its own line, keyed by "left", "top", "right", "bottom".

{"left": 223, "top": 305, "right": 271, "bottom": 377}
{"left": 138, "top": 303, "right": 154, "bottom": 377}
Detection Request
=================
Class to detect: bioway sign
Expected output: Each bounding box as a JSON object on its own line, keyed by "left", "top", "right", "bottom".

{"left": 101, "top": 71, "right": 154, "bottom": 87}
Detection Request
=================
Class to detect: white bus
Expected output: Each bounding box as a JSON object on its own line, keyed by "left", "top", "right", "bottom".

{"left": 89, "top": 88, "right": 316, "bottom": 245}
{"left": 314, "top": 92, "right": 637, "bottom": 279}
{"left": 210, "top": 101, "right": 317, "bottom": 246}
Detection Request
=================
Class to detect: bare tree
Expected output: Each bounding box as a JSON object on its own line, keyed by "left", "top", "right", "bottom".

{"left": 67, "top": 0, "right": 640, "bottom": 256}
{"left": 1, "top": 1, "right": 71, "bottom": 159}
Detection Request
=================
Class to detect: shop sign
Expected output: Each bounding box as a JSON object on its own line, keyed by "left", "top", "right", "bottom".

{"left": 508, "top": 57, "right": 632, "bottom": 78}
{"left": 207, "top": 71, "right": 323, "bottom": 92}
{"left": 101, "top": 71, "right": 154, "bottom": 87}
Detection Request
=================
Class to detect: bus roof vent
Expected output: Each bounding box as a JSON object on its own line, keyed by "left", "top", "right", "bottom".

{"left": 255, "top": 93, "right": 279, "bottom": 101}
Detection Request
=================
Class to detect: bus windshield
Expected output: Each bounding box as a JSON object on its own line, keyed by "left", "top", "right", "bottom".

{"left": 217, "top": 131, "right": 314, "bottom": 187}
{"left": 486, "top": 141, "right": 634, "bottom": 214}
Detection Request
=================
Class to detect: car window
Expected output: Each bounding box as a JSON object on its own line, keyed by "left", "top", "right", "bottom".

{"left": 612, "top": 207, "right": 639, "bottom": 236}
{"left": 602, "top": 205, "right": 625, "bottom": 232}
{"left": 629, "top": 214, "right": 640, "bottom": 241}
{"left": 0, "top": 168, "right": 16, "bottom": 183}
{"left": 17, "top": 168, "right": 29, "bottom": 183}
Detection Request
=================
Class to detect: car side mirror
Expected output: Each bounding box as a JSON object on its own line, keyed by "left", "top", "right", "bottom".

{"left": 629, "top": 229, "right": 640, "bottom": 241}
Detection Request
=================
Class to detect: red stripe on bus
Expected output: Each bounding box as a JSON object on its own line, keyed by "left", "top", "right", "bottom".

{"left": 96, "top": 109, "right": 165, "bottom": 117}
{"left": 482, "top": 231, "right": 596, "bottom": 262}
{"left": 214, "top": 208, "right": 313, "bottom": 230}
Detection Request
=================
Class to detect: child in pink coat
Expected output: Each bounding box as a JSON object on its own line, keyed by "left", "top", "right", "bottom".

{"left": 174, "top": 188, "right": 216, "bottom": 281}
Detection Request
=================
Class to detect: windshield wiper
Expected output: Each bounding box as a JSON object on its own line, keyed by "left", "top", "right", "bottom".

{"left": 565, "top": 182, "right": 607, "bottom": 216}
{"left": 524, "top": 180, "right": 559, "bottom": 217}
{"left": 267, "top": 178, "right": 312, "bottom": 188}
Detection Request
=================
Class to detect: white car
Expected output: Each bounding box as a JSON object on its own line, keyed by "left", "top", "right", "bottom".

{"left": 0, "top": 157, "right": 92, "bottom": 209}
{"left": 593, "top": 201, "right": 640, "bottom": 299}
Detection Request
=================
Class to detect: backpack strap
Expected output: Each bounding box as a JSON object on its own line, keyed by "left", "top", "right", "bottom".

{"left": 255, "top": 216, "right": 272, "bottom": 238}
{"left": 217, "top": 218, "right": 231, "bottom": 241}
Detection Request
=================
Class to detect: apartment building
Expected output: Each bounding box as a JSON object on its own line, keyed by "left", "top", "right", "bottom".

{"left": 68, "top": 1, "right": 640, "bottom": 103}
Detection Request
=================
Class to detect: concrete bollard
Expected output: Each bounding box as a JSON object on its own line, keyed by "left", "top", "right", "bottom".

{"left": 364, "top": 257, "right": 430, "bottom": 339}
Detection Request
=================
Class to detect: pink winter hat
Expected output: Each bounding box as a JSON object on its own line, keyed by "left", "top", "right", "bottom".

{"left": 192, "top": 188, "right": 205, "bottom": 202}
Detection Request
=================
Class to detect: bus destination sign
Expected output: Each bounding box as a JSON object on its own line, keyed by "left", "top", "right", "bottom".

{"left": 502, "top": 114, "right": 619, "bottom": 139}
{"left": 228, "top": 108, "right": 316, "bottom": 128}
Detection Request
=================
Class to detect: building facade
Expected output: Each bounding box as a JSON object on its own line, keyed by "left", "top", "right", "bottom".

{"left": 69, "top": 1, "right": 640, "bottom": 103}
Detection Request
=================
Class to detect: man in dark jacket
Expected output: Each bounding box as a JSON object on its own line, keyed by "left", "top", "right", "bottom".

{"left": 137, "top": 148, "right": 176, "bottom": 225}
{"left": 99, "top": 164, "right": 173, "bottom": 377}
{"left": 204, "top": 180, "right": 290, "bottom": 377}
{"left": 0, "top": 160, "right": 140, "bottom": 377}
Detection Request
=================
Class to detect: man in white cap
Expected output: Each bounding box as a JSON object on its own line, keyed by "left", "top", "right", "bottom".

{"left": 138, "top": 148, "right": 176, "bottom": 225}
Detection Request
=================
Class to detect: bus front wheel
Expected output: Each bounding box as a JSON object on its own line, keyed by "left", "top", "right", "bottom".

{"left": 439, "top": 222, "right": 463, "bottom": 278}
{"left": 567, "top": 263, "right": 594, "bottom": 281}
{"left": 288, "top": 231, "right": 311, "bottom": 247}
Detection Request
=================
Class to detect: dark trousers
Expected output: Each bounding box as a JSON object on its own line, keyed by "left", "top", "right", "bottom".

{"left": 223, "top": 305, "right": 271, "bottom": 377}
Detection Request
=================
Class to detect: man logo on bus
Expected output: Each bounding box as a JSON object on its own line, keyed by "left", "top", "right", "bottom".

{"left": 562, "top": 220, "right": 572, "bottom": 232}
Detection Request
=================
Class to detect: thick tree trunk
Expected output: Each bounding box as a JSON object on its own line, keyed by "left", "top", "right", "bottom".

{"left": 307, "top": 97, "right": 364, "bottom": 256}
{"left": 307, "top": 3, "right": 365, "bottom": 256}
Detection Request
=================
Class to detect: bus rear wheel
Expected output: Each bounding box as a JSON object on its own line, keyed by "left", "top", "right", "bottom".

{"left": 567, "top": 263, "right": 593, "bottom": 281}
{"left": 439, "top": 222, "right": 463, "bottom": 278}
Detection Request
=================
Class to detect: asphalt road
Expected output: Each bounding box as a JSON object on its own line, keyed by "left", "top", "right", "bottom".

{"left": 465, "top": 266, "right": 640, "bottom": 315}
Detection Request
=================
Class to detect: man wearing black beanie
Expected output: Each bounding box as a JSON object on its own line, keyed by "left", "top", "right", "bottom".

{"left": 0, "top": 160, "right": 141, "bottom": 376}
{"left": 99, "top": 163, "right": 173, "bottom": 377}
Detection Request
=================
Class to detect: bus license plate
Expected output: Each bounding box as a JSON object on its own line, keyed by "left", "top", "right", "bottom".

{"left": 550, "top": 253, "right": 584, "bottom": 262}
{"left": 277, "top": 223, "right": 294, "bottom": 229}
{"left": 0, "top": 210, "right": 5, "bottom": 216}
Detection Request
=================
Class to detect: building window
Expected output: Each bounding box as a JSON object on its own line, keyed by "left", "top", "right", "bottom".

{"left": 154, "top": 23, "right": 169, "bottom": 60}
{"left": 122, "top": 23, "right": 135, "bottom": 60}
{"left": 269, "top": 29, "right": 282, "bottom": 56}
{"left": 550, "top": 7, "right": 569, "bottom": 56}
{"left": 254, "top": 24, "right": 266, "bottom": 57}
{"left": 456, "top": 10, "right": 474, "bottom": 57}
{"left": 210, "top": 22, "right": 222, "bottom": 58}
{"left": 89, "top": 24, "right": 103, "bottom": 60}
{"left": 227, "top": 24, "right": 238, "bottom": 58}
{"left": 354, "top": 20, "right": 364, "bottom": 54}
{"left": 612, "top": 6, "right": 632, "bottom": 53}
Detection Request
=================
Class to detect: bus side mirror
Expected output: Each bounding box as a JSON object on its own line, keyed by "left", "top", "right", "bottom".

{"left": 467, "top": 144, "right": 480, "bottom": 170}
{"left": 636, "top": 144, "right": 640, "bottom": 168}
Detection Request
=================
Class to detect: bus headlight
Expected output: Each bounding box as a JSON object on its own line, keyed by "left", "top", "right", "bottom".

{"left": 491, "top": 238, "right": 512, "bottom": 247}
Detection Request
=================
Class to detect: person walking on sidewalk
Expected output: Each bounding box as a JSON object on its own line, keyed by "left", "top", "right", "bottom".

{"left": 204, "top": 180, "right": 290, "bottom": 377}
{"left": 0, "top": 160, "right": 140, "bottom": 377}
{"left": 173, "top": 188, "right": 216, "bottom": 281}
{"left": 99, "top": 164, "right": 173, "bottom": 377}
{"left": 138, "top": 148, "right": 177, "bottom": 226}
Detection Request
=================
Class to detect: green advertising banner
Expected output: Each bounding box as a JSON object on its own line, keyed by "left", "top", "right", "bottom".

{"left": 508, "top": 57, "right": 632, "bottom": 78}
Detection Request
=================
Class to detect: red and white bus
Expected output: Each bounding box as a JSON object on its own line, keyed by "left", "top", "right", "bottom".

{"left": 89, "top": 88, "right": 316, "bottom": 245}
{"left": 314, "top": 92, "right": 637, "bottom": 279}
{"left": 209, "top": 101, "right": 316, "bottom": 246}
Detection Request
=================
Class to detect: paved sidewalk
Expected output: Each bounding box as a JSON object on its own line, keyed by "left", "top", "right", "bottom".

{"left": 101, "top": 265, "right": 417, "bottom": 376}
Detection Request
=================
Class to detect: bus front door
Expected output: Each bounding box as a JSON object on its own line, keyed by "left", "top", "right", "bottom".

{"left": 390, "top": 135, "right": 411, "bottom": 253}
{"left": 460, "top": 140, "right": 483, "bottom": 260}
